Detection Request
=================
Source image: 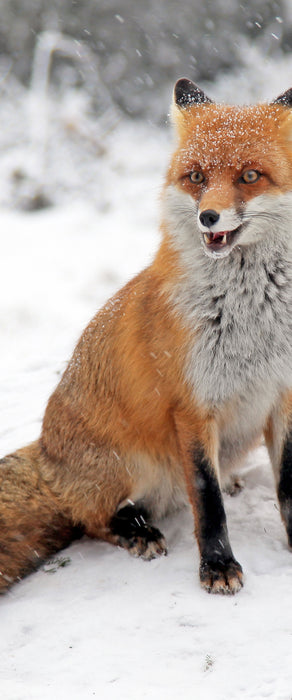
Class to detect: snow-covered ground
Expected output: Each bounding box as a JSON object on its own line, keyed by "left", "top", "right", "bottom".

{"left": 1, "top": 56, "right": 292, "bottom": 699}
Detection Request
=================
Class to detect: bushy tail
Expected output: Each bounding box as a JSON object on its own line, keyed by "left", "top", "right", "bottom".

{"left": 0, "top": 442, "right": 81, "bottom": 592}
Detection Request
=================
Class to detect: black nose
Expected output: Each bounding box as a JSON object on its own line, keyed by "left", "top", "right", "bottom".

{"left": 199, "top": 209, "right": 220, "bottom": 228}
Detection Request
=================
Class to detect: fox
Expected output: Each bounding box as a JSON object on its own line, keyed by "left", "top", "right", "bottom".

{"left": 1, "top": 78, "right": 292, "bottom": 596}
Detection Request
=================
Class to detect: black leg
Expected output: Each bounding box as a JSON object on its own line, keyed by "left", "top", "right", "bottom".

{"left": 278, "top": 435, "right": 292, "bottom": 548}
{"left": 109, "top": 503, "right": 167, "bottom": 560}
{"left": 192, "top": 445, "right": 243, "bottom": 594}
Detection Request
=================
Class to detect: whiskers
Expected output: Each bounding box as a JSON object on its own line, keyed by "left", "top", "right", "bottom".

{"left": 242, "top": 210, "right": 280, "bottom": 224}
{"left": 179, "top": 208, "right": 197, "bottom": 229}
{"left": 168, "top": 197, "right": 197, "bottom": 230}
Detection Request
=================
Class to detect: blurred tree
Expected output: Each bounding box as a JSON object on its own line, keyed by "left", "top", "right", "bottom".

{"left": 0, "top": 0, "right": 288, "bottom": 121}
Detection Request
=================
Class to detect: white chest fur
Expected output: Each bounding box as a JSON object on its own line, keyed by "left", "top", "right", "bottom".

{"left": 174, "top": 238, "right": 292, "bottom": 409}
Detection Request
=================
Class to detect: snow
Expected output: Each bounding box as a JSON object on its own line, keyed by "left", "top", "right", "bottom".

{"left": 1, "top": 75, "right": 292, "bottom": 699}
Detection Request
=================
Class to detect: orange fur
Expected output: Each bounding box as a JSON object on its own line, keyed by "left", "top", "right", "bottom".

{"left": 169, "top": 102, "right": 292, "bottom": 207}
{"left": 1, "top": 82, "right": 292, "bottom": 594}
{"left": 0, "top": 237, "right": 213, "bottom": 590}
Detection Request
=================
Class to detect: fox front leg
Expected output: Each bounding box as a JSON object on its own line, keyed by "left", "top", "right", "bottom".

{"left": 175, "top": 415, "right": 243, "bottom": 594}
{"left": 192, "top": 445, "right": 243, "bottom": 594}
{"left": 278, "top": 435, "right": 292, "bottom": 546}
{"left": 265, "top": 416, "right": 292, "bottom": 548}
{"left": 265, "top": 402, "right": 292, "bottom": 549}
{"left": 277, "top": 436, "right": 292, "bottom": 547}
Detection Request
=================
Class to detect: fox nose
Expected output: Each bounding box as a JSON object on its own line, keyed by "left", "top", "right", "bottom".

{"left": 199, "top": 209, "right": 220, "bottom": 228}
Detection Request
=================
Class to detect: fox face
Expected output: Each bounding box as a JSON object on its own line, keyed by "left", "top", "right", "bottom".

{"left": 164, "top": 79, "right": 292, "bottom": 259}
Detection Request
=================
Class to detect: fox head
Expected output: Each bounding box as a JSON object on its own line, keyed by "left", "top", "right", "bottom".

{"left": 163, "top": 78, "right": 292, "bottom": 259}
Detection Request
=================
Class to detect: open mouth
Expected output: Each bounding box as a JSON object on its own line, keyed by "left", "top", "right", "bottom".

{"left": 202, "top": 227, "right": 242, "bottom": 255}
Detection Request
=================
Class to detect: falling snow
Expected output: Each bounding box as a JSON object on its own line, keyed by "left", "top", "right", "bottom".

{"left": 1, "top": 52, "right": 292, "bottom": 700}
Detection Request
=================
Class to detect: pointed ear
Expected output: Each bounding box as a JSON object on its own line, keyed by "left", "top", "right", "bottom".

{"left": 174, "top": 78, "right": 213, "bottom": 108}
{"left": 272, "top": 88, "right": 292, "bottom": 107}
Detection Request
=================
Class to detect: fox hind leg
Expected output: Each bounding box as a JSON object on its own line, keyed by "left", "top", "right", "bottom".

{"left": 108, "top": 503, "right": 167, "bottom": 560}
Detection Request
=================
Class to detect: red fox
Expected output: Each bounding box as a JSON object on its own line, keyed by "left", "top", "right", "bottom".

{"left": 1, "top": 79, "right": 292, "bottom": 595}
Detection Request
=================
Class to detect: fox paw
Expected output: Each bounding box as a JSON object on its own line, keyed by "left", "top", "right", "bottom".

{"left": 109, "top": 504, "right": 167, "bottom": 560}
{"left": 199, "top": 558, "right": 243, "bottom": 595}
{"left": 126, "top": 528, "right": 167, "bottom": 560}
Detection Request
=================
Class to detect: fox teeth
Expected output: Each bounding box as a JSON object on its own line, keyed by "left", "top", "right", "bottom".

{"left": 203, "top": 233, "right": 227, "bottom": 245}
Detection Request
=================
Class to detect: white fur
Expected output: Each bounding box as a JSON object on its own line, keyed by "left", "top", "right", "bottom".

{"left": 119, "top": 452, "right": 188, "bottom": 520}
{"left": 162, "top": 184, "right": 292, "bottom": 475}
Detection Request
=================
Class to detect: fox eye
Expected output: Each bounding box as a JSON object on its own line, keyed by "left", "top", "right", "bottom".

{"left": 240, "top": 169, "right": 261, "bottom": 184}
{"left": 190, "top": 171, "right": 205, "bottom": 184}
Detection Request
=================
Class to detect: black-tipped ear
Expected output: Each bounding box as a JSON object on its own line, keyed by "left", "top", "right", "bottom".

{"left": 174, "top": 78, "right": 213, "bottom": 108}
{"left": 272, "top": 88, "right": 292, "bottom": 107}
